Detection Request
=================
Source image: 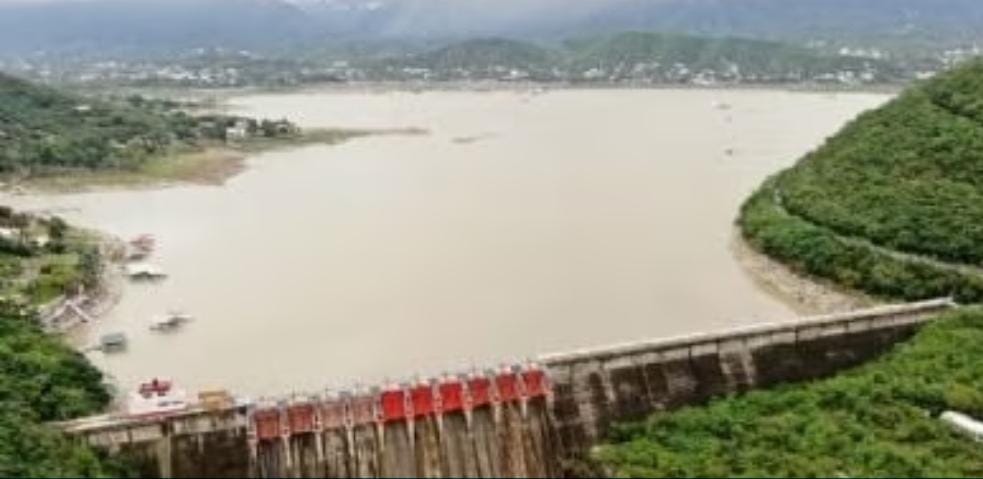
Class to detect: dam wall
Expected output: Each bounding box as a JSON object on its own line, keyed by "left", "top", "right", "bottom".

{"left": 542, "top": 299, "right": 955, "bottom": 468}
{"left": 60, "top": 298, "right": 955, "bottom": 477}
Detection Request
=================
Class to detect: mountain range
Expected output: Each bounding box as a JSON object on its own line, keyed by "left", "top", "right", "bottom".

{"left": 2, "top": 0, "right": 983, "bottom": 57}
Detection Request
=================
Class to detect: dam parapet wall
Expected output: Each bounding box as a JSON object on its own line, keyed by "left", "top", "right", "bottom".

{"left": 542, "top": 298, "right": 955, "bottom": 465}
{"left": 60, "top": 298, "right": 956, "bottom": 477}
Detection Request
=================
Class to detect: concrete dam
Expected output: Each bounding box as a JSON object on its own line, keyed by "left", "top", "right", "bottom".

{"left": 59, "top": 298, "right": 955, "bottom": 477}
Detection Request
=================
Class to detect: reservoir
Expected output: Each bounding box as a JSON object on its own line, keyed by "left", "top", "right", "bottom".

{"left": 6, "top": 88, "right": 887, "bottom": 396}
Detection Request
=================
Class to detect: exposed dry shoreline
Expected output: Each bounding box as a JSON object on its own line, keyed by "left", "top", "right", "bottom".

{"left": 23, "top": 127, "right": 424, "bottom": 340}
{"left": 38, "top": 230, "right": 126, "bottom": 339}
{"left": 3, "top": 127, "right": 426, "bottom": 194}
{"left": 731, "top": 227, "right": 878, "bottom": 315}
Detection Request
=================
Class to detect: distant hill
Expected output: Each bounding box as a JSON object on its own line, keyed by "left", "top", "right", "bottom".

{"left": 403, "top": 38, "right": 555, "bottom": 72}
{"left": 740, "top": 59, "right": 983, "bottom": 304}
{"left": 561, "top": 0, "right": 983, "bottom": 46}
{"left": 2, "top": 0, "right": 983, "bottom": 57}
{"left": 372, "top": 33, "right": 900, "bottom": 84}
{"left": 564, "top": 32, "right": 895, "bottom": 81}
{"left": 296, "top": 0, "right": 983, "bottom": 50}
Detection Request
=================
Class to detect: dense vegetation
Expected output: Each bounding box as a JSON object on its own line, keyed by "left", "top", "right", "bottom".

{"left": 392, "top": 38, "right": 557, "bottom": 75}
{"left": 0, "top": 211, "right": 119, "bottom": 477}
{"left": 739, "top": 59, "right": 983, "bottom": 303}
{"left": 0, "top": 72, "right": 297, "bottom": 174}
{"left": 369, "top": 32, "right": 897, "bottom": 84}
{"left": 597, "top": 55, "right": 983, "bottom": 479}
{"left": 597, "top": 307, "right": 983, "bottom": 477}
{"left": 2, "top": 0, "right": 982, "bottom": 60}
{"left": 564, "top": 32, "right": 894, "bottom": 82}
{"left": 0, "top": 207, "right": 104, "bottom": 304}
{"left": 0, "top": 305, "right": 116, "bottom": 477}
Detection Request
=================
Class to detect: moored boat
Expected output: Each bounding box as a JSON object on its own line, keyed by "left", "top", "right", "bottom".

{"left": 126, "top": 378, "right": 189, "bottom": 417}
{"left": 149, "top": 311, "right": 194, "bottom": 331}
{"left": 126, "top": 263, "right": 167, "bottom": 280}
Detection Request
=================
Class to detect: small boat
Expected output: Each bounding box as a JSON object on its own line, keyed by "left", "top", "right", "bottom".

{"left": 126, "top": 246, "right": 151, "bottom": 261}
{"left": 126, "top": 378, "right": 189, "bottom": 417}
{"left": 713, "top": 101, "right": 733, "bottom": 111}
{"left": 126, "top": 249, "right": 150, "bottom": 261}
{"left": 129, "top": 234, "right": 156, "bottom": 251}
{"left": 126, "top": 235, "right": 157, "bottom": 261}
{"left": 126, "top": 263, "right": 167, "bottom": 280}
{"left": 99, "top": 332, "right": 127, "bottom": 352}
{"left": 149, "top": 311, "right": 194, "bottom": 332}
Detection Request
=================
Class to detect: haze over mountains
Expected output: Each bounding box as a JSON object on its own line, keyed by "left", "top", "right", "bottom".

{"left": 2, "top": 0, "right": 983, "bottom": 56}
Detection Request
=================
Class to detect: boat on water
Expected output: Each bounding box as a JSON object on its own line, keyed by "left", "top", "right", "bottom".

{"left": 125, "top": 378, "right": 189, "bottom": 417}
{"left": 129, "top": 234, "right": 156, "bottom": 250}
{"left": 126, "top": 234, "right": 157, "bottom": 261}
{"left": 126, "top": 263, "right": 167, "bottom": 280}
{"left": 149, "top": 311, "right": 194, "bottom": 332}
{"left": 99, "top": 332, "right": 127, "bottom": 352}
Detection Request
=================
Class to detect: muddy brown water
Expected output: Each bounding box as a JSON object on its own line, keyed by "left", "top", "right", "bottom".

{"left": 5, "top": 88, "right": 888, "bottom": 396}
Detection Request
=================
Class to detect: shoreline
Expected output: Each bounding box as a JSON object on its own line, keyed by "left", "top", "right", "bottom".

{"left": 11, "top": 89, "right": 881, "bottom": 392}
{"left": 20, "top": 127, "right": 423, "bottom": 337}
{"left": 38, "top": 230, "right": 126, "bottom": 340}
{"left": 17, "top": 126, "right": 424, "bottom": 341}
{"left": 88, "top": 80, "right": 905, "bottom": 102}
{"left": 731, "top": 227, "right": 878, "bottom": 315}
{"left": 1, "top": 127, "right": 425, "bottom": 195}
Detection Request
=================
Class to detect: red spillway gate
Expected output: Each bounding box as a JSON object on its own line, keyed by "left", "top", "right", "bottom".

{"left": 253, "top": 409, "right": 281, "bottom": 441}
{"left": 287, "top": 403, "right": 316, "bottom": 434}
{"left": 496, "top": 372, "right": 519, "bottom": 402}
{"left": 468, "top": 375, "right": 493, "bottom": 407}
{"left": 322, "top": 401, "right": 346, "bottom": 430}
{"left": 439, "top": 379, "right": 465, "bottom": 413}
{"left": 249, "top": 364, "right": 551, "bottom": 436}
{"left": 410, "top": 383, "right": 435, "bottom": 417}
{"left": 350, "top": 395, "right": 376, "bottom": 426}
{"left": 522, "top": 367, "right": 549, "bottom": 397}
{"left": 380, "top": 388, "right": 407, "bottom": 423}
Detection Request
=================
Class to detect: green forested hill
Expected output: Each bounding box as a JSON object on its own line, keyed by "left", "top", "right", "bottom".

{"left": 0, "top": 213, "right": 120, "bottom": 476}
{"left": 0, "top": 72, "right": 296, "bottom": 176}
{"left": 740, "top": 59, "right": 983, "bottom": 303}
{"left": 597, "top": 60, "right": 983, "bottom": 475}
{"left": 565, "top": 32, "right": 891, "bottom": 81}
{"left": 401, "top": 38, "right": 556, "bottom": 72}
{"left": 597, "top": 308, "right": 983, "bottom": 477}
{"left": 0, "top": 306, "right": 116, "bottom": 477}
{"left": 373, "top": 32, "right": 899, "bottom": 83}
{"left": 0, "top": 73, "right": 191, "bottom": 172}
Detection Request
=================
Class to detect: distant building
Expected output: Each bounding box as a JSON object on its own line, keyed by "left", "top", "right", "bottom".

{"left": 31, "top": 234, "right": 50, "bottom": 248}
{"left": 225, "top": 120, "right": 250, "bottom": 141}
